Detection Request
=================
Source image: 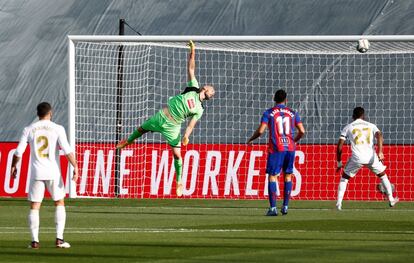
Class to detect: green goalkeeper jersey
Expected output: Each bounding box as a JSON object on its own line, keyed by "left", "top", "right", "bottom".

{"left": 167, "top": 79, "right": 204, "bottom": 124}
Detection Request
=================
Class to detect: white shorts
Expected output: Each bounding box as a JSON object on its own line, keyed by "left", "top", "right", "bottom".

{"left": 344, "top": 155, "right": 386, "bottom": 178}
{"left": 28, "top": 178, "right": 66, "bottom": 202}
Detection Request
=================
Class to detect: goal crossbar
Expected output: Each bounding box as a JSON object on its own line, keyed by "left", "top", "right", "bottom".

{"left": 68, "top": 35, "right": 414, "bottom": 42}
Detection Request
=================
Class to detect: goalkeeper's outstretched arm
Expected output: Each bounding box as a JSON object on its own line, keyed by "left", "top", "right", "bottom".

{"left": 187, "top": 40, "right": 196, "bottom": 81}
{"left": 182, "top": 118, "right": 198, "bottom": 146}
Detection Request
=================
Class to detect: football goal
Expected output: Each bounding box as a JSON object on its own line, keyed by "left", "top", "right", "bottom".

{"left": 68, "top": 35, "right": 414, "bottom": 200}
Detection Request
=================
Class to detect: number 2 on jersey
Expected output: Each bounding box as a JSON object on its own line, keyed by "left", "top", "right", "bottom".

{"left": 36, "top": 136, "right": 49, "bottom": 158}
{"left": 275, "top": 116, "right": 290, "bottom": 135}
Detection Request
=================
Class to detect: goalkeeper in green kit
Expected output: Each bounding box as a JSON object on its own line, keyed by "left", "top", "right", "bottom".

{"left": 116, "top": 41, "right": 215, "bottom": 197}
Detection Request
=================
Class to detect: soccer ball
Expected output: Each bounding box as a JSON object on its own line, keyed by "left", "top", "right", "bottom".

{"left": 376, "top": 183, "right": 395, "bottom": 195}
{"left": 357, "top": 39, "right": 370, "bottom": 53}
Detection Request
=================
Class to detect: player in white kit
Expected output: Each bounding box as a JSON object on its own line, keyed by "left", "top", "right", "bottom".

{"left": 10, "top": 102, "right": 78, "bottom": 249}
{"left": 336, "top": 107, "right": 398, "bottom": 210}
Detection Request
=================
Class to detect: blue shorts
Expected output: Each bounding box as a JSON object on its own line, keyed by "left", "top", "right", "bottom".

{"left": 266, "top": 151, "right": 295, "bottom": 175}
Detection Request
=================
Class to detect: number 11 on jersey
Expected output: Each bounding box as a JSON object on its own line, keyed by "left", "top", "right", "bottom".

{"left": 276, "top": 116, "right": 290, "bottom": 135}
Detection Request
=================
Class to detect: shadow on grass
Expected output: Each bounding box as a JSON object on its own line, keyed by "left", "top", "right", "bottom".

{"left": 70, "top": 210, "right": 259, "bottom": 217}
{"left": 200, "top": 235, "right": 414, "bottom": 243}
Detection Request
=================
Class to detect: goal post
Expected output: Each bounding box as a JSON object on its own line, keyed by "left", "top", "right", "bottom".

{"left": 68, "top": 35, "right": 414, "bottom": 200}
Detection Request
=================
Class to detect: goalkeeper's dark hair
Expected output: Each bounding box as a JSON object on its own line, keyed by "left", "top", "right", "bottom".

{"left": 182, "top": 87, "right": 201, "bottom": 94}
{"left": 352, "top": 106, "right": 365, "bottom": 119}
{"left": 37, "top": 102, "right": 52, "bottom": 118}
{"left": 274, "top": 89, "right": 287, "bottom": 103}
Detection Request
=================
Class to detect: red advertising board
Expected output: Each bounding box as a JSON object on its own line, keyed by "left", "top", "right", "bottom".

{"left": 1, "top": 142, "right": 413, "bottom": 200}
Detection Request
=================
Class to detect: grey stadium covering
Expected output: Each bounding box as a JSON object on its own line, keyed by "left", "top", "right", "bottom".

{"left": 1, "top": 0, "right": 414, "bottom": 142}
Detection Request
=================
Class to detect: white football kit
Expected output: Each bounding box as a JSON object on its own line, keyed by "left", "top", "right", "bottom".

{"left": 340, "top": 119, "right": 386, "bottom": 177}
{"left": 15, "top": 120, "right": 73, "bottom": 202}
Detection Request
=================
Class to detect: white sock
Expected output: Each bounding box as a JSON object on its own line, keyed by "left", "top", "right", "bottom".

{"left": 381, "top": 175, "right": 395, "bottom": 202}
{"left": 28, "top": 209, "right": 40, "bottom": 242}
{"left": 55, "top": 206, "right": 66, "bottom": 240}
{"left": 337, "top": 178, "right": 349, "bottom": 206}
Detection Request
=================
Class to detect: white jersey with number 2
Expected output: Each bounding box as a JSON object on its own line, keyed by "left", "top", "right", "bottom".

{"left": 340, "top": 119, "right": 380, "bottom": 164}
{"left": 15, "top": 120, "right": 73, "bottom": 180}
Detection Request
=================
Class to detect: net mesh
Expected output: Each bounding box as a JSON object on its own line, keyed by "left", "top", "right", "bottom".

{"left": 72, "top": 39, "right": 414, "bottom": 200}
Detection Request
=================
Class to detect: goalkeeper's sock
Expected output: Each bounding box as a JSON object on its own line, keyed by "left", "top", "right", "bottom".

{"left": 268, "top": 181, "right": 277, "bottom": 208}
{"left": 55, "top": 206, "right": 66, "bottom": 240}
{"left": 283, "top": 181, "right": 292, "bottom": 207}
{"left": 381, "top": 175, "right": 395, "bottom": 202}
{"left": 127, "top": 129, "right": 142, "bottom": 144}
{"left": 337, "top": 177, "right": 348, "bottom": 206}
{"left": 28, "top": 209, "right": 40, "bottom": 242}
{"left": 174, "top": 158, "right": 183, "bottom": 183}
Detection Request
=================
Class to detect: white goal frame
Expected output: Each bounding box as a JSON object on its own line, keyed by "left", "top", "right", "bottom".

{"left": 67, "top": 35, "right": 414, "bottom": 199}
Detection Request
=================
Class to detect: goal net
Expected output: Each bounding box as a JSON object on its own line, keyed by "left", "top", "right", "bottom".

{"left": 68, "top": 36, "right": 414, "bottom": 200}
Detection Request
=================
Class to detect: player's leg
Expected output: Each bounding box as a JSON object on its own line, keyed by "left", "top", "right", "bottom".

{"left": 117, "top": 126, "right": 149, "bottom": 149}
{"left": 27, "top": 180, "right": 45, "bottom": 249}
{"left": 266, "top": 152, "right": 283, "bottom": 216}
{"left": 161, "top": 118, "right": 183, "bottom": 196}
{"left": 47, "top": 179, "right": 71, "bottom": 248}
{"left": 377, "top": 172, "right": 398, "bottom": 206}
{"left": 171, "top": 146, "right": 183, "bottom": 197}
{"left": 281, "top": 151, "right": 295, "bottom": 215}
{"left": 369, "top": 157, "right": 398, "bottom": 206}
{"left": 116, "top": 111, "right": 164, "bottom": 149}
{"left": 267, "top": 174, "right": 279, "bottom": 216}
{"left": 337, "top": 159, "right": 360, "bottom": 210}
{"left": 336, "top": 174, "right": 350, "bottom": 210}
{"left": 336, "top": 159, "right": 362, "bottom": 210}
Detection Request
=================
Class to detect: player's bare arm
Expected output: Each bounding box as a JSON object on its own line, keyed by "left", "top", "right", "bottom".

{"left": 247, "top": 123, "right": 267, "bottom": 144}
{"left": 375, "top": 130, "right": 384, "bottom": 162}
{"left": 294, "top": 123, "right": 306, "bottom": 142}
{"left": 182, "top": 118, "right": 198, "bottom": 146}
{"left": 187, "top": 40, "right": 196, "bottom": 81}
{"left": 10, "top": 155, "right": 21, "bottom": 179}
{"left": 336, "top": 138, "right": 345, "bottom": 171}
{"left": 66, "top": 153, "right": 79, "bottom": 182}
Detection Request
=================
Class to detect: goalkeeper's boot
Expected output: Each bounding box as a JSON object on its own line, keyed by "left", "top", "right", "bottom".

{"left": 389, "top": 197, "right": 399, "bottom": 207}
{"left": 56, "top": 238, "right": 71, "bottom": 248}
{"left": 266, "top": 207, "right": 278, "bottom": 216}
{"left": 116, "top": 139, "right": 130, "bottom": 149}
{"left": 176, "top": 183, "right": 183, "bottom": 197}
{"left": 281, "top": 206, "right": 288, "bottom": 215}
{"left": 28, "top": 241, "right": 40, "bottom": 249}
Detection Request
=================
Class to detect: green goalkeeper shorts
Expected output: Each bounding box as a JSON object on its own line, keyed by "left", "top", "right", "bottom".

{"left": 141, "top": 110, "right": 181, "bottom": 147}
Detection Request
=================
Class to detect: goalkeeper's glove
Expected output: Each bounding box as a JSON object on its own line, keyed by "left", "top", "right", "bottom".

{"left": 182, "top": 136, "right": 189, "bottom": 146}
{"left": 187, "top": 40, "right": 195, "bottom": 50}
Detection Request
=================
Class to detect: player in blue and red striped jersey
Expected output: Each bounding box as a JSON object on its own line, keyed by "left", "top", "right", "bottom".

{"left": 248, "top": 89, "right": 305, "bottom": 216}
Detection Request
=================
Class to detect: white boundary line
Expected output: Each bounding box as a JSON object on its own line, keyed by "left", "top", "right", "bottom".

{"left": 63, "top": 206, "right": 414, "bottom": 212}
{"left": 0, "top": 227, "right": 413, "bottom": 234}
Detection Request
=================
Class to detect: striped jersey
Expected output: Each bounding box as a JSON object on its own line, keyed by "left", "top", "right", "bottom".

{"left": 261, "top": 104, "right": 302, "bottom": 153}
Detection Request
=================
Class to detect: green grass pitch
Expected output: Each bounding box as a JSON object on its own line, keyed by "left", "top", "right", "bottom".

{"left": 0, "top": 198, "right": 413, "bottom": 262}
